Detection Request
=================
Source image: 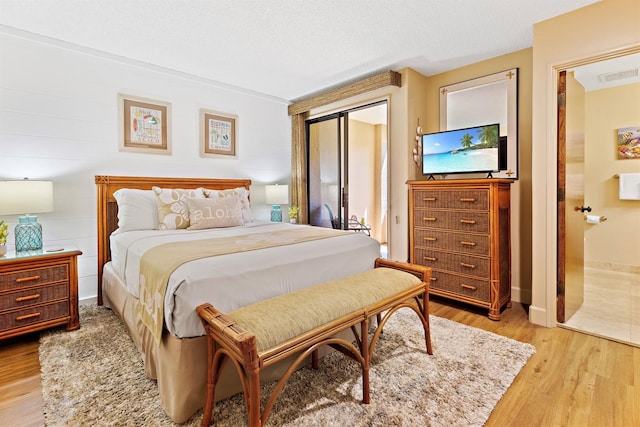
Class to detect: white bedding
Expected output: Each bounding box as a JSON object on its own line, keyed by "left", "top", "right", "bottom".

{"left": 109, "top": 221, "right": 380, "bottom": 338}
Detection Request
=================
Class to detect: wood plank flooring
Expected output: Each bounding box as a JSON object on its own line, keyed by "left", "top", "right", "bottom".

{"left": 0, "top": 299, "right": 638, "bottom": 426}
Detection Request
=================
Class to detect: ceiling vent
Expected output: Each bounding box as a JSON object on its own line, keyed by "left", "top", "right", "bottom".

{"left": 598, "top": 68, "right": 639, "bottom": 83}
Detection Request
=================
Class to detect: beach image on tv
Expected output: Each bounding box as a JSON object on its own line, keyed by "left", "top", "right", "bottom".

{"left": 422, "top": 124, "right": 500, "bottom": 174}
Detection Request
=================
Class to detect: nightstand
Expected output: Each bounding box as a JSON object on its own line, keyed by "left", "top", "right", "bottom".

{"left": 0, "top": 247, "right": 82, "bottom": 340}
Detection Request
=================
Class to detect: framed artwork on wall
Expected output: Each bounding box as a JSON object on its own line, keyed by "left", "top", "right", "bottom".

{"left": 200, "top": 109, "right": 237, "bottom": 157}
{"left": 118, "top": 94, "right": 172, "bottom": 154}
{"left": 617, "top": 126, "right": 640, "bottom": 159}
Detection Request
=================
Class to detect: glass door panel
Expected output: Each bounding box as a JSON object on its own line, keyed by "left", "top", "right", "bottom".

{"left": 308, "top": 114, "right": 341, "bottom": 229}
{"left": 307, "top": 101, "right": 388, "bottom": 248}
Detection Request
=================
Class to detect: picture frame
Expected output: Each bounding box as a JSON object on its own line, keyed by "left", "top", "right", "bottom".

{"left": 617, "top": 126, "right": 640, "bottom": 160}
{"left": 200, "top": 109, "right": 237, "bottom": 157}
{"left": 118, "top": 94, "right": 171, "bottom": 154}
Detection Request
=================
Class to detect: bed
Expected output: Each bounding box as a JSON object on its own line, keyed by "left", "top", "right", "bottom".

{"left": 95, "top": 175, "right": 381, "bottom": 423}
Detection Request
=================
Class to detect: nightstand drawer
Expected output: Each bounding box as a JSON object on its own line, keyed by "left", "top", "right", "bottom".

{"left": 0, "top": 265, "right": 68, "bottom": 291}
{"left": 414, "top": 228, "right": 490, "bottom": 255}
{"left": 429, "top": 270, "right": 490, "bottom": 303}
{"left": 0, "top": 301, "right": 69, "bottom": 332}
{"left": 0, "top": 283, "right": 69, "bottom": 311}
{"left": 415, "top": 248, "right": 490, "bottom": 278}
{"left": 413, "top": 189, "right": 489, "bottom": 210}
{"left": 414, "top": 209, "right": 489, "bottom": 232}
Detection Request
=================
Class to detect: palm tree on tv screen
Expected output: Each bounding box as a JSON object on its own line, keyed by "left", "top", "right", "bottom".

{"left": 460, "top": 133, "right": 474, "bottom": 149}
{"left": 479, "top": 125, "right": 499, "bottom": 147}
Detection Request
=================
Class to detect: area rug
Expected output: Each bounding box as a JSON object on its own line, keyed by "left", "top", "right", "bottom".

{"left": 39, "top": 305, "right": 535, "bottom": 426}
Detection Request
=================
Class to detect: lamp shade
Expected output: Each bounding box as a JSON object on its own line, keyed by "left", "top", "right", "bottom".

{"left": 0, "top": 180, "right": 53, "bottom": 215}
{"left": 265, "top": 184, "right": 289, "bottom": 205}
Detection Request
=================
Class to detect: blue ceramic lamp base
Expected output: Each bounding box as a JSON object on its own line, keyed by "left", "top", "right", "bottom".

{"left": 270, "top": 205, "right": 282, "bottom": 222}
{"left": 15, "top": 215, "right": 43, "bottom": 251}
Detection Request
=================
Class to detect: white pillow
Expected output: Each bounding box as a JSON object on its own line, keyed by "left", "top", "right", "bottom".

{"left": 113, "top": 189, "right": 158, "bottom": 233}
{"left": 186, "top": 195, "right": 244, "bottom": 229}
{"left": 202, "top": 187, "right": 253, "bottom": 223}
{"left": 152, "top": 186, "right": 205, "bottom": 230}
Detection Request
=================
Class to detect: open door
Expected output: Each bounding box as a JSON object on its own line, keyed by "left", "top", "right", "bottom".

{"left": 557, "top": 70, "right": 586, "bottom": 323}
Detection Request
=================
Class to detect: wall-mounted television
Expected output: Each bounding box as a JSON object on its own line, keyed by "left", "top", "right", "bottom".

{"left": 422, "top": 123, "right": 501, "bottom": 177}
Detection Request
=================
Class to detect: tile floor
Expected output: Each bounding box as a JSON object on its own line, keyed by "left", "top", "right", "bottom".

{"left": 562, "top": 267, "right": 639, "bottom": 346}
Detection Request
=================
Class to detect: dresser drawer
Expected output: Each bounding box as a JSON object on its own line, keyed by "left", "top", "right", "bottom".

{"left": 0, "top": 301, "right": 69, "bottom": 333}
{"left": 429, "top": 270, "right": 490, "bottom": 303}
{"left": 0, "top": 265, "right": 68, "bottom": 292}
{"left": 414, "top": 209, "right": 489, "bottom": 232}
{"left": 0, "top": 283, "right": 69, "bottom": 311}
{"left": 413, "top": 189, "right": 489, "bottom": 210}
{"left": 415, "top": 248, "right": 490, "bottom": 278}
{"left": 414, "top": 228, "right": 490, "bottom": 255}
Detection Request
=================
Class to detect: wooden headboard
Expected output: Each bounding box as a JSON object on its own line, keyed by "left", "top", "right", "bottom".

{"left": 95, "top": 175, "right": 252, "bottom": 305}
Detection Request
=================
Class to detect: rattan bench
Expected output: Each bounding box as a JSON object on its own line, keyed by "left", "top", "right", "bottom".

{"left": 196, "top": 258, "right": 432, "bottom": 427}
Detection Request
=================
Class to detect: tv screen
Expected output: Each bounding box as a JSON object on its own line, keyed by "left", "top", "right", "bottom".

{"left": 422, "top": 123, "right": 501, "bottom": 176}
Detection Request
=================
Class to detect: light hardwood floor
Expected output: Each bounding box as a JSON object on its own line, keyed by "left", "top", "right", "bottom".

{"left": 0, "top": 298, "right": 638, "bottom": 427}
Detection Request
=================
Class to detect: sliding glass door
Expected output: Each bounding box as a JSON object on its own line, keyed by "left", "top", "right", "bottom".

{"left": 306, "top": 101, "right": 387, "bottom": 242}
{"left": 307, "top": 113, "right": 348, "bottom": 229}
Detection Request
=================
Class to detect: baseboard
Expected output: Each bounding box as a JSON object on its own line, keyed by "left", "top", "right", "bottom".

{"left": 585, "top": 260, "right": 640, "bottom": 274}
{"left": 80, "top": 296, "right": 98, "bottom": 306}
{"left": 510, "top": 286, "right": 531, "bottom": 305}
{"left": 528, "top": 305, "right": 550, "bottom": 327}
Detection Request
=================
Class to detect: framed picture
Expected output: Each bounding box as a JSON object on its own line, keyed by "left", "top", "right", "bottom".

{"left": 617, "top": 126, "right": 640, "bottom": 159}
{"left": 200, "top": 109, "right": 237, "bottom": 157}
{"left": 118, "top": 94, "right": 171, "bottom": 154}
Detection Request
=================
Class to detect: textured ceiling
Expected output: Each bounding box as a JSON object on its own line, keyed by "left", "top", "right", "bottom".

{"left": 0, "top": 0, "right": 599, "bottom": 102}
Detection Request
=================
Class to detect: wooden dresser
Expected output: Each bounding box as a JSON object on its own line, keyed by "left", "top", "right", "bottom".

{"left": 0, "top": 248, "right": 82, "bottom": 339}
{"left": 408, "top": 179, "right": 512, "bottom": 320}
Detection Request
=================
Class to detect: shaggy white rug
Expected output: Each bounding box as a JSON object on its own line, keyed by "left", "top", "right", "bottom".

{"left": 40, "top": 305, "right": 535, "bottom": 426}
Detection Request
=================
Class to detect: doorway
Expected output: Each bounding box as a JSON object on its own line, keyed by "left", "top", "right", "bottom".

{"left": 556, "top": 53, "right": 640, "bottom": 346}
{"left": 306, "top": 101, "right": 388, "bottom": 251}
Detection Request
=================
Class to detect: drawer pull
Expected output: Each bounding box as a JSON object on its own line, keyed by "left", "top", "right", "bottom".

{"left": 430, "top": 277, "right": 437, "bottom": 281}
{"left": 460, "top": 219, "right": 476, "bottom": 224}
{"left": 460, "top": 284, "right": 477, "bottom": 291}
{"left": 16, "top": 312, "right": 41, "bottom": 321}
{"left": 460, "top": 197, "right": 476, "bottom": 202}
{"left": 16, "top": 294, "right": 41, "bottom": 302}
{"left": 423, "top": 237, "right": 437, "bottom": 241}
{"left": 16, "top": 275, "right": 41, "bottom": 283}
{"left": 460, "top": 241, "right": 477, "bottom": 246}
{"left": 423, "top": 256, "right": 437, "bottom": 262}
{"left": 423, "top": 197, "right": 437, "bottom": 202}
{"left": 423, "top": 217, "right": 437, "bottom": 221}
{"left": 460, "top": 262, "right": 476, "bottom": 269}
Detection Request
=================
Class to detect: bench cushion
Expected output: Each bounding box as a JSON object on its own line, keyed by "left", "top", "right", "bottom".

{"left": 227, "top": 267, "right": 422, "bottom": 352}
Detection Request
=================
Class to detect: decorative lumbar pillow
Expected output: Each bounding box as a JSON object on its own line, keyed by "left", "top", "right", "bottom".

{"left": 152, "top": 186, "right": 205, "bottom": 230}
{"left": 185, "top": 195, "right": 244, "bottom": 230}
{"left": 113, "top": 189, "right": 159, "bottom": 233}
{"left": 202, "top": 187, "right": 253, "bottom": 223}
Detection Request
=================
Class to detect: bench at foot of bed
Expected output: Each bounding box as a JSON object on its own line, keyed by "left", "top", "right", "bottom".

{"left": 196, "top": 258, "right": 432, "bottom": 427}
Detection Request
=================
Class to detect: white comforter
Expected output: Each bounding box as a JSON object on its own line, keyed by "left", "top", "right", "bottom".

{"left": 110, "top": 221, "right": 380, "bottom": 338}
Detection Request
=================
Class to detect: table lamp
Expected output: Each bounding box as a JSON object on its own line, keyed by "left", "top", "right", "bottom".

{"left": 0, "top": 179, "right": 53, "bottom": 251}
{"left": 265, "top": 184, "right": 288, "bottom": 222}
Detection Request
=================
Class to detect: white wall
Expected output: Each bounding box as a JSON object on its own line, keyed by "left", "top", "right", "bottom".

{"left": 0, "top": 28, "right": 291, "bottom": 303}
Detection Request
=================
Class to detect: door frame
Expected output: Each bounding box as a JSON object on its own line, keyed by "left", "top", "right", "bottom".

{"left": 544, "top": 47, "right": 640, "bottom": 327}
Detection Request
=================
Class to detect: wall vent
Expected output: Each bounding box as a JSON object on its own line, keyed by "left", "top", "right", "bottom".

{"left": 598, "top": 68, "right": 639, "bottom": 83}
